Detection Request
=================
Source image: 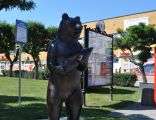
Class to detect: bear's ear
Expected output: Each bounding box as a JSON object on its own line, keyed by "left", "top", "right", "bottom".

{"left": 75, "top": 16, "right": 80, "bottom": 21}
{"left": 62, "top": 13, "right": 69, "bottom": 20}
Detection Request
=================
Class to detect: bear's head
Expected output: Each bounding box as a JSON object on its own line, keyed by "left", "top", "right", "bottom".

{"left": 58, "top": 13, "right": 83, "bottom": 43}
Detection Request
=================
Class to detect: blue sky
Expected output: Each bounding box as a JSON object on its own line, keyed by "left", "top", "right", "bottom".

{"left": 0, "top": 0, "right": 156, "bottom": 27}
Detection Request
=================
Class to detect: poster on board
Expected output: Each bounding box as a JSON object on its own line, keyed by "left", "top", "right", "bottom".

{"left": 87, "top": 30, "right": 113, "bottom": 87}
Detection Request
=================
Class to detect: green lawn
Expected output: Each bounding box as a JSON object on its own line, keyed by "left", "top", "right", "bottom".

{"left": 0, "top": 77, "right": 140, "bottom": 120}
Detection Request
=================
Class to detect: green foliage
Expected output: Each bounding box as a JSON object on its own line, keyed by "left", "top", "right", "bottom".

{"left": 41, "top": 26, "right": 58, "bottom": 51}
{"left": 0, "top": 0, "right": 36, "bottom": 11}
{"left": 24, "top": 21, "right": 47, "bottom": 55}
{"left": 113, "top": 73, "right": 137, "bottom": 87}
{"left": 137, "top": 48, "right": 152, "bottom": 63}
{"left": 23, "top": 22, "right": 57, "bottom": 55}
{"left": 3, "top": 70, "right": 48, "bottom": 80}
{"left": 0, "top": 22, "right": 15, "bottom": 51}
{"left": 47, "top": 26, "right": 58, "bottom": 40}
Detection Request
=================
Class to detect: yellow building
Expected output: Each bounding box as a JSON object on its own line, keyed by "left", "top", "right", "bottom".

{"left": 81, "top": 10, "right": 156, "bottom": 36}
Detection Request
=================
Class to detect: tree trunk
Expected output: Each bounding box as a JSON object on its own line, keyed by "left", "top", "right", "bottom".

{"left": 139, "top": 65, "right": 147, "bottom": 83}
{"left": 34, "top": 60, "right": 39, "bottom": 79}
{"left": 9, "top": 62, "right": 13, "bottom": 77}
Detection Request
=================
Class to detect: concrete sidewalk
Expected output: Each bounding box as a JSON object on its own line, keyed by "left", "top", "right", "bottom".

{"left": 110, "top": 102, "right": 156, "bottom": 120}
{"left": 41, "top": 117, "right": 83, "bottom": 120}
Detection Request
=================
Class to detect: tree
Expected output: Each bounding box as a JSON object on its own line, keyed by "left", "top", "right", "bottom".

{"left": 23, "top": 21, "right": 49, "bottom": 79}
{"left": 39, "top": 27, "right": 58, "bottom": 52}
{"left": 46, "top": 26, "right": 58, "bottom": 50}
{"left": 0, "top": 22, "right": 19, "bottom": 77}
{"left": 0, "top": 0, "right": 35, "bottom": 11}
{"left": 47, "top": 26, "right": 58, "bottom": 40}
{"left": 114, "top": 23, "right": 156, "bottom": 83}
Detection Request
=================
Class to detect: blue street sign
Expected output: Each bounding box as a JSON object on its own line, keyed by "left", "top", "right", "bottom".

{"left": 16, "top": 20, "right": 28, "bottom": 44}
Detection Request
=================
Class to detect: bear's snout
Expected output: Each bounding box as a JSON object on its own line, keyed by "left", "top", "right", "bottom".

{"left": 75, "top": 23, "right": 83, "bottom": 31}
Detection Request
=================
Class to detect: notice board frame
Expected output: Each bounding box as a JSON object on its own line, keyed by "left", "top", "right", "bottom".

{"left": 82, "top": 25, "right": 114, "bottom": 106}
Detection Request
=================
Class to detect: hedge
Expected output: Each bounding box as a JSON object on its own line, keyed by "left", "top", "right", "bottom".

{"left": 3, "top": 70, "right": 137, "bottom": 86}
{"left": 3, "top": 70, "right": 49, "bottom": 80}
{"left": 113, "top": 73, "right": 137, "bottom": 87}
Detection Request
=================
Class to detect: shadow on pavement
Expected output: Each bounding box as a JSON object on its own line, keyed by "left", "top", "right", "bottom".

{"left": 110, "top": 112, "right": 154, "bottom": 120}
{"left": 110, "top": 102, "right": 156, "bottom": 120}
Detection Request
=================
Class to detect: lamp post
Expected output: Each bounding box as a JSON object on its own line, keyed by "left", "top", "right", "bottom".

{"left": 150, "top": 44, "right": 156, "bottom": 106}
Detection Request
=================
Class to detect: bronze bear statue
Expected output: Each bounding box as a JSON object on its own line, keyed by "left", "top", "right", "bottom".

{"left": 47, "top": 13, "right": 91, "bottom": 120}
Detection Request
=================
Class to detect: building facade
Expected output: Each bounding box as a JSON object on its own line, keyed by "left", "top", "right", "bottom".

{"left": 81, "top": 10, "right": 156, "bottom": 35}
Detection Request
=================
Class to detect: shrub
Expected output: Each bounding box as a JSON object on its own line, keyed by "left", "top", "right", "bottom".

{"left": 3, "top": 70, "right": 48, "bottom": 80}
{"left": 113, "top": 73, "right": 137, "bottom": 87}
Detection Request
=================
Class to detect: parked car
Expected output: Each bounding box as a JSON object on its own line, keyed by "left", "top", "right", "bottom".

{"left": 131, "top": 61, "right": 154, "bottom": 83}
{"left": 0, "top": 68, "right": 3, "bottom": 76}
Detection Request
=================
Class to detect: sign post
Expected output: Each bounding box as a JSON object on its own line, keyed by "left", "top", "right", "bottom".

{"left": 16, "top": 20, "right": 28, "bottom": 104}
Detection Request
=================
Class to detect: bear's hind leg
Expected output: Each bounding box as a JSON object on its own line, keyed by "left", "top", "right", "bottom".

{"left": 47, "top": 97, "right": 63, "bottom": 120}
{"left": 65, "top": 88, "right": 83, "bottom": 120}
{"left": 47, "top": 83, "right": 63, "bottom": 120}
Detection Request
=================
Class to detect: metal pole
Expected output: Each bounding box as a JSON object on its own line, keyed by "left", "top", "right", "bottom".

{"left": 18, "top": 44, "right": 22, "bottom": 104}
{"left": 154, "top": 47, "right": 156, "bottom": 106}
{"left": 110, "top": 85, "right": 113, "bottom": 101}
{"left": 82, "top": 73, "right": 86, "bottom": 107}
{"left": 110, "top": 37, "right": 113, "bottom": 101}
{"left": 82, "top": 25, "right": 88, "bottom": 107}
